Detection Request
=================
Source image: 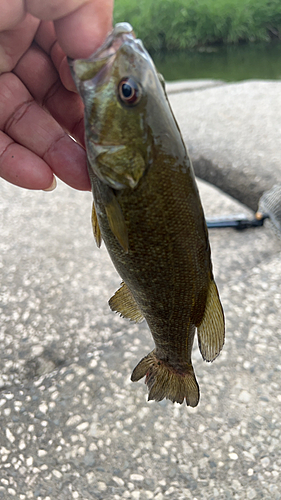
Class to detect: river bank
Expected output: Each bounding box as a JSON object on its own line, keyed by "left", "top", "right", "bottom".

{"left": 114, "top": 0, "right": 281, "bottom": 52}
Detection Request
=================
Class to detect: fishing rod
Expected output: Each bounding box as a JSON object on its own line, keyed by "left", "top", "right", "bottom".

{"left": 206, "top": 184, "right": 281, "bottom": 236}
{"left": 206, "top": 214, "right": 268, "bottom": 230}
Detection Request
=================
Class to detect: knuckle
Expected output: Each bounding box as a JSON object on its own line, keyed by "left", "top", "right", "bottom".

{"left": 4, "top": 99, "right": 33, "bottom": 134}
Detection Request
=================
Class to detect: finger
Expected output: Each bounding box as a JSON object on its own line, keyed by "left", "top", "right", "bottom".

{"left": 26, "top": 0, "right": 90, "bottom": 21}
{"left": 0, "top": 13, "right": 39, "bottom": 73}
{"left": 0, "top": 130, "right": 54, "bottom": 190}
{"left": 34, "top": 20, "right": 57, "bottom": 54}
{"left": 54, "top": 0, "right": 114, "bottom": 58}
{"left": 14, "top": 44, "right": 85, "bottom": 146}
{"left": 0, "top": 0, "right": 25, "bottom": 31}
{"left": 0, "top": 72, "right": 90, "bottom": 190}
{"left": 35, "top": 0, "right": 113, "bottom": 87}
{"left": 35, "top": 21, "right": 77, "bottom": 92}
{"left": 58, "top": 55, "right": 77, "bottom": 92}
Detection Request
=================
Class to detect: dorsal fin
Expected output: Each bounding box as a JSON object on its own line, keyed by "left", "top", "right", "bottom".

{"left": 197, "top": 280, "right": 225, "bottom": 362}
{"left": 91, "top": 201, "right": 102, "bottom": 248}
{"left": 109, "top": 282, "right": 144, "bottom": 323}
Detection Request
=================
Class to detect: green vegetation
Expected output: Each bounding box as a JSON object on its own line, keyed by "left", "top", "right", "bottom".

{"left": 114, "top": 0, "right": 281, "bottom": 52}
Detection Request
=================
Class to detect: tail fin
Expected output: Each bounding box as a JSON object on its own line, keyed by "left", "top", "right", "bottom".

{"left": 131, "top": 350, "right": 199, "bottom": 407}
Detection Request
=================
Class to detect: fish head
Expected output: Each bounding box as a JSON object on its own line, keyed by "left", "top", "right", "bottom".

{"left": 69, "top": 23, "right": 170, "bottom": 190}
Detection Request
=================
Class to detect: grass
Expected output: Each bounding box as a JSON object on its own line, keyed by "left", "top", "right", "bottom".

{"left": 114, "top": 0, "right": 281, "bottom": 52}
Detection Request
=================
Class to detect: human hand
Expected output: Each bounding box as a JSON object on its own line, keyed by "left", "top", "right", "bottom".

{"left": 0, "top": 0, "right": 113, "bottom": 191}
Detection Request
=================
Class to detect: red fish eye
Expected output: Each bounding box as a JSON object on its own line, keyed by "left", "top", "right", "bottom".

{"left": 118, "top": 78, "right": 141, "bottom": 105}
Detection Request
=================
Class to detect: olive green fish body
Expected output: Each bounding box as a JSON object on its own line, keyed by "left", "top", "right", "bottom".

{"left": 93, "top": 150, "right": 209, "bottom": 348}
{"left": 70, "top": 23, "right": 225, "bottom": 406}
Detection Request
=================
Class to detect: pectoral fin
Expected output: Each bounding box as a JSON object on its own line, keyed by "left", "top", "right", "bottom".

{"left": 91, "top": 202, "right": 102, "bottom": 248}
{"left": 109, "top": 282, "right": 144, "bottom": 323}
{"left": 105, "top": 196, "right": 128, "bottom": 253}
{"left": 197, "top": 280, "right": 225, "bottom": 362}
{"left": 94, "top": 179, "right": 129, "bottom": 253}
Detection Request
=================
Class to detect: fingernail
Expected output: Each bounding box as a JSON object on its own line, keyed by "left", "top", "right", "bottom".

{"left": 43, "top": 176, "right": 57, "bottom": 192}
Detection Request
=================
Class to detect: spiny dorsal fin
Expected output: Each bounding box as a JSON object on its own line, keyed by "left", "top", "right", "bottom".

{"left": 109, "top": 282, "right": 144, "bottom": 323}
{"left": 105, "top": 196, "right": 128, "bottom": 253}
{"left": 197, "top": 280, "right": 225, "bottom": 362}
{"left": 91, "top": 201, "right": 102, "bottom": 248}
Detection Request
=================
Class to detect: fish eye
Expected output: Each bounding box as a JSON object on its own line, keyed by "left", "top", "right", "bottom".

{"left": 118, "top": 77, "right": 141, "bottom": 106}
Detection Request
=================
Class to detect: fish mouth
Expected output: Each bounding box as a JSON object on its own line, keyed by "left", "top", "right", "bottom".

{"left": 68, "top": 23, "right": 147, "bottom": 86}
{"left": 87, "top": 22, "right": 136, "bottom": 64}
{"left": 68, "top": 23, "right": 134, "bottom": 81}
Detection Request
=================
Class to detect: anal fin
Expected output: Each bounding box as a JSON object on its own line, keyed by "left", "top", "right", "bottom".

{"left": 91, "top": 201, "right": 102, "bottom": 248}
{"left": 109, "top": 282, "right": 144, "bottom": 323}
{"left": 197, "top": 280, "right": 225, "bottom": 362}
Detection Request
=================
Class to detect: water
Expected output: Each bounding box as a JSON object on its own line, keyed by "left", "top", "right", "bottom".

{"left": 153, "top": 42, "right": 281, "bottom": 82}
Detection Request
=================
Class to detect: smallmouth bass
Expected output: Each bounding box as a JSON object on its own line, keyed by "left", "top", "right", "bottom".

{"left": 69, "top": 23, "right": 225, "bottom": 407}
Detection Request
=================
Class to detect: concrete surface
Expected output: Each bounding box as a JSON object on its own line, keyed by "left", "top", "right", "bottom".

{"left": 1, "top": 79, "right": 281, "bottom": 500}
{"left": 1, "top": 172, "right": 281, "bottom": 500}
{"left": 169, "top": 80, "right": 281, "bottom": 211}
{"left": 166, "top": 80, "right": 225, "bottom": 94}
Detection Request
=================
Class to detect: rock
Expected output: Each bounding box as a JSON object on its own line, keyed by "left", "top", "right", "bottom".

{"left": 169, "top": 81, "right": 281, "bottom": 211}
